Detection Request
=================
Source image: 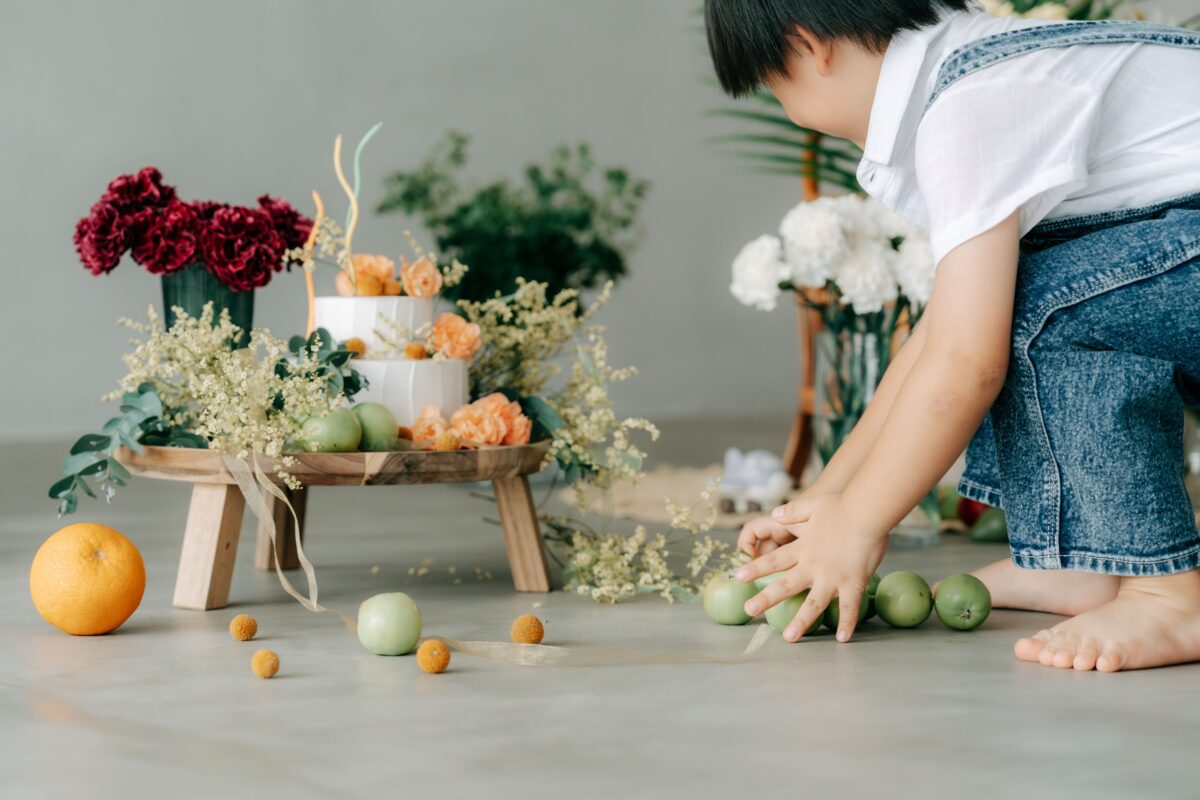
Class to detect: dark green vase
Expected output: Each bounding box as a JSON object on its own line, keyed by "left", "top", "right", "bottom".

{"left": 161, "top": 262, "right": 254, "bottom": 344}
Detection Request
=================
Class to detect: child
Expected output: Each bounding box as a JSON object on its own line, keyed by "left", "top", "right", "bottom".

{"left": 705, "top": 0, "right": 1200, "bottom": 672}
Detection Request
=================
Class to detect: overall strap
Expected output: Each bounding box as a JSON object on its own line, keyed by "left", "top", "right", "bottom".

{"left": 925, "top": 20, "right": 1200, "bottom": 112}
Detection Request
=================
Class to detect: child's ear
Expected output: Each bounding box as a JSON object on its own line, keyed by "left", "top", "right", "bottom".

{"left": 790, "top": 25, "right": 835, "bottom": 78}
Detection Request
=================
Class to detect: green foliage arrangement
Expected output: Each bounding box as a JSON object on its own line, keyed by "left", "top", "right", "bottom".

{"left": 377, "top": 132, "right": 649, "bottom": 304}
{"left": 50, "top": 306, "right": 364, "bottom": 515}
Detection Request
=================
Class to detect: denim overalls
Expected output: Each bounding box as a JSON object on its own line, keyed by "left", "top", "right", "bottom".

{"left": 928, "top": 20, "right": 1200, "bottom": 576}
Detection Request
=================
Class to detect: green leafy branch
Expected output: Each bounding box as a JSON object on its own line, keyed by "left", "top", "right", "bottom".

{"left": 283, "top": 327, "right": 366, "bottom": 403}
{"left": 48, "top": 383, "right": 205, "bottom": 516}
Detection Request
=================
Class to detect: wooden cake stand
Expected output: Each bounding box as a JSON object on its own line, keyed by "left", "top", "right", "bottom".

{"left": 116, "top": 444, "right": 552, "bottom": 611}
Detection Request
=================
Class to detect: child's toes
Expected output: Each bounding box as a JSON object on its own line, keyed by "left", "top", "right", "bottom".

{"left": 1014, "top": 629, "right": 1052, "bottom": 662}
{"left": 1073, "top": 640, "right": 1101, "bottom": 671}
{"left": 1038, "top": 640, "right": 1061, "bottom": 666}
{"left": 1052, "top": 645, "right": 1077, "bottom": 669}
{"left": 1096, "top": 645, "right": 1125, "bottom": 673}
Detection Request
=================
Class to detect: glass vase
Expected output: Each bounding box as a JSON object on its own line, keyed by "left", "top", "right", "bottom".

{"left": 160, "top": 262, "right": 254, "bottom": 344}
{"left": 811, "top": 305, "right": 941, "bottom": 541}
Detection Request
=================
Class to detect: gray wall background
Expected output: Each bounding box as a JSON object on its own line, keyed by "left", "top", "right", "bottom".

{"left": 1, "top": 0, "right": 1194, "bottom": 442}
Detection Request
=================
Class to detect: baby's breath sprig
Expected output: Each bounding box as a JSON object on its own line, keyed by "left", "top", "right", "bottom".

{"left": 542, "top": 482, "right": 745, "bottom": 604}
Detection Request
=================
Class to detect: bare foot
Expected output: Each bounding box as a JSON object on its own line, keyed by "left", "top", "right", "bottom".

{"left": 1014, "top": 570, "right": 1200, "bottom": 672}
{"left": 970, "top": 559, "right": 1118, "bottom": 616}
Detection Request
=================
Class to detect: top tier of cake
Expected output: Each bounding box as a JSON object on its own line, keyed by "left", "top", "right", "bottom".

{"left": 313, "top": 296, "right": 433, "bottom": 353}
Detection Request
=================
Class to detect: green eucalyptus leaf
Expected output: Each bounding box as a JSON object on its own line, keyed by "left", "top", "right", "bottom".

{"left": 63, "top": 450, "right": 106, "bottom": 474}
{"left": 78, "top": 459, "right": 109, "bottom": 477}
{"left": 76, "top": 476, "right": 97, "bottom": 498}
{"left": 107, "top": 460, "right": 131, "bottom": 482}
{"left": 69, "top": 433, "right": 111, "bottom": 454}
{"left": 49, "top": 474, "right": 76, "bottom": 499}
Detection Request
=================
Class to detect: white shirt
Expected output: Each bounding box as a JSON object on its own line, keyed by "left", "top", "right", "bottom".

{"left": 857, "top": 7, "right": 1200, "bottom": 265}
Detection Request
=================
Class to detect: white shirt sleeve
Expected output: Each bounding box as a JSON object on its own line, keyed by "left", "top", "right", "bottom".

{"left": 915, "top": 73, "right": 1102, "bottom": 265}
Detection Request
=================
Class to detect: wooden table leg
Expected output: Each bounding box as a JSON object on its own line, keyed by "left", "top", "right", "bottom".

{"left": 254, "top": 487, "right": 307, "bottom": 571}
{"left": 173, "top": 483, "right": 246, "bottom": 611}
{"left": 492, "top": 475, "right": 551, "bottom": 592}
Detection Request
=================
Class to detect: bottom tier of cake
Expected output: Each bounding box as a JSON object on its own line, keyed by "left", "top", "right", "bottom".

{"left": 351, "top": 358, "right": 468, "bottom": 427}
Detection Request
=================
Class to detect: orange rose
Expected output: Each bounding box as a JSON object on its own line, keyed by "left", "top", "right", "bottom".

{"left": 429, "top": 312, "right": 482, "bottom": 360}
{"left": 400, "top": 255, "right": 443, "bottom": 299}
{"left": 411, "top": 405, "right": 449, "bottom": 443}
{"left": 504, "top": 412, "right": 532, "bottom": 445}
{"left": 352, "top": 253, "right": 396, "bottom": 282}
{"left": 450, "top": 403, "right": 507, "bottom": 446}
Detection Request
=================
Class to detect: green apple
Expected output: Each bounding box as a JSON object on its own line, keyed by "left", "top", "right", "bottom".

{"left": 754, "top": 571, "right": 785, "bottom": 591}
{"left": 938, "top": 486, "right": 961, "bottom": 521}
{"left": 863, "top": 573, "right": 882, "bottom": 621}
{"left": 765, "top": 590, "right": 825, "bottom": 639}
{"left": 934, "top": 574, "right": 992, "bottom": 631}
{"left": 301, "top": 408, "right": 361, "bottom": 453}
{"left": 875, "top": 571, "right": 933, "bottom": 629}
{"left": 353, "top": 402, "right": 398, "bottom": 452}
{"left": 969, "top": 508, "right": 1009, "bottom": 543}
{"left": 357, "top": 592, "right": 422, "bottom": 655}
{"left": 703, "top": 573, "right": 758, "bottom": 625}
{"left": 823, "top": 586, "right": 871, "bottom": 631}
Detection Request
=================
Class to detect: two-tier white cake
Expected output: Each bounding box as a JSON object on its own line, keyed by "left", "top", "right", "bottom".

{"left": 314, "top": 296, "right": 467, "bottom": 427}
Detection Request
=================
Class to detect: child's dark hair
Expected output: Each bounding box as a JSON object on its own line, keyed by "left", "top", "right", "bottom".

{"left": 706, "top": 0, "right": 972, "bottom": 96}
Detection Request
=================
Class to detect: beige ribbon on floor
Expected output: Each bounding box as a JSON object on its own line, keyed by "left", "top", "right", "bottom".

{"left": 224, "top": 454, "right": 358, "bottom": 634}
{"left": 225, "top": 453, "right": 774, "bottom": 667}
{"left": 437, "top": 623, "right": 773, "bottom": 668}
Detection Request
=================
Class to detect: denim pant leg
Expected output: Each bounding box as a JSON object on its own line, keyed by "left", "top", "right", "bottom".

{"left": 959, "top": 415, "right": 1003, "bottom": 509}
{"left": 995, "top": 256, "right": 1200, "bottom": 576}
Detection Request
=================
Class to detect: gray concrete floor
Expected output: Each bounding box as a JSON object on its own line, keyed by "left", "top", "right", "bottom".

{"left": 3, "top": 421, "right": 1198, "bottom": 800}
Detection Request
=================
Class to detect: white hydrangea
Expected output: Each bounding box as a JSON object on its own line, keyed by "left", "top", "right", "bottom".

{"left": 894, "top": 232, "right": 936, "bottom": 305}
{"left": 779, "top": 199, "right": 848, "bottom": 287}
{"left": 730, "top": 234, "right": 787, "bottom": 311}
{"left": 835, "top": 239, "right": 899, "bottom": 314}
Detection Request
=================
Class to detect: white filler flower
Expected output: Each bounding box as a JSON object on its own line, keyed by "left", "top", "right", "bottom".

{"left": 730, "top": 234, "right": 787, "bottom": 311}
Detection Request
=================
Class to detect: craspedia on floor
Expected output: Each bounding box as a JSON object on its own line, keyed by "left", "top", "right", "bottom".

{"left": 417, "top": 639, "right": 451, "bottom": 673}
{"left": 229, "top": 614, "right": 258, "bottom": 641}
{"left": 251, "top": 649, "right": 280, "bottom": 679}
{"left": 511, "top": 614, "right": 544, "bottom": 644}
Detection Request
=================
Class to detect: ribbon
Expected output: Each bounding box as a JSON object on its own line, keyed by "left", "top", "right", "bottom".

{"left": 436, "top": 624, "right": 773, "bottom": 668}
{"left": 223, "top": 454, "right": 357, "bottom": 634}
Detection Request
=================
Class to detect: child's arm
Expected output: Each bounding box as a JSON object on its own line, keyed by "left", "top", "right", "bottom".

{"left": 736, "top": 211, "right": 1020, "bottom": 642}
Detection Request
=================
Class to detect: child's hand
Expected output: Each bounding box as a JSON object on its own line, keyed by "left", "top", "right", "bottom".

{"left": 736, "top": 515, "right": 796, "bottom": 558}
{"left": 735, "top": 494, "right": 887, "bottom": 643}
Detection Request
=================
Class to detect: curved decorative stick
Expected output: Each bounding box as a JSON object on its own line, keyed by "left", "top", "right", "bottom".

{"left": 304, "top": 190, "right": 325, "bottom": 338}
{"left": 333, "top": 135, "right": 359, "bottom": 288}
{"left": 348, "top": 122, "right": 382, "bottom": 233}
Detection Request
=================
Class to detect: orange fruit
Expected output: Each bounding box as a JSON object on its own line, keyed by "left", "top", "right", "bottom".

{"left": 344, "top": 337, "right": 366, "bottom": 358}
{"left": 30, "top": 523, "right": 146, "bottom": 635}
{"left": 382, "top": 278, "right": 403, "bottom": 296}
{"left": 355, "top": 274, "right": 384, "bottom": 297}
{"left": 403, "top": 341, "right": 427, "bottom": 360}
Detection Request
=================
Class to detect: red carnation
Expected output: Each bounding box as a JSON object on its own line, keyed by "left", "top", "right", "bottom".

{"left": 132, "top": 200, "right": 201, "bottom": 275}
{"left": 192, "top": 200, "right": 229, "bottom": 221}
{"left": 201, "top": 206, "right": 286, "bottom": 292}
{"left": 257, "top": 194, "right": 312, "bottom": 253}
{"left": 73, "top": 200, "right": 128, "bottom": 275}
{"left": 103, "top": 167, "right": 176, "bottom": 217}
